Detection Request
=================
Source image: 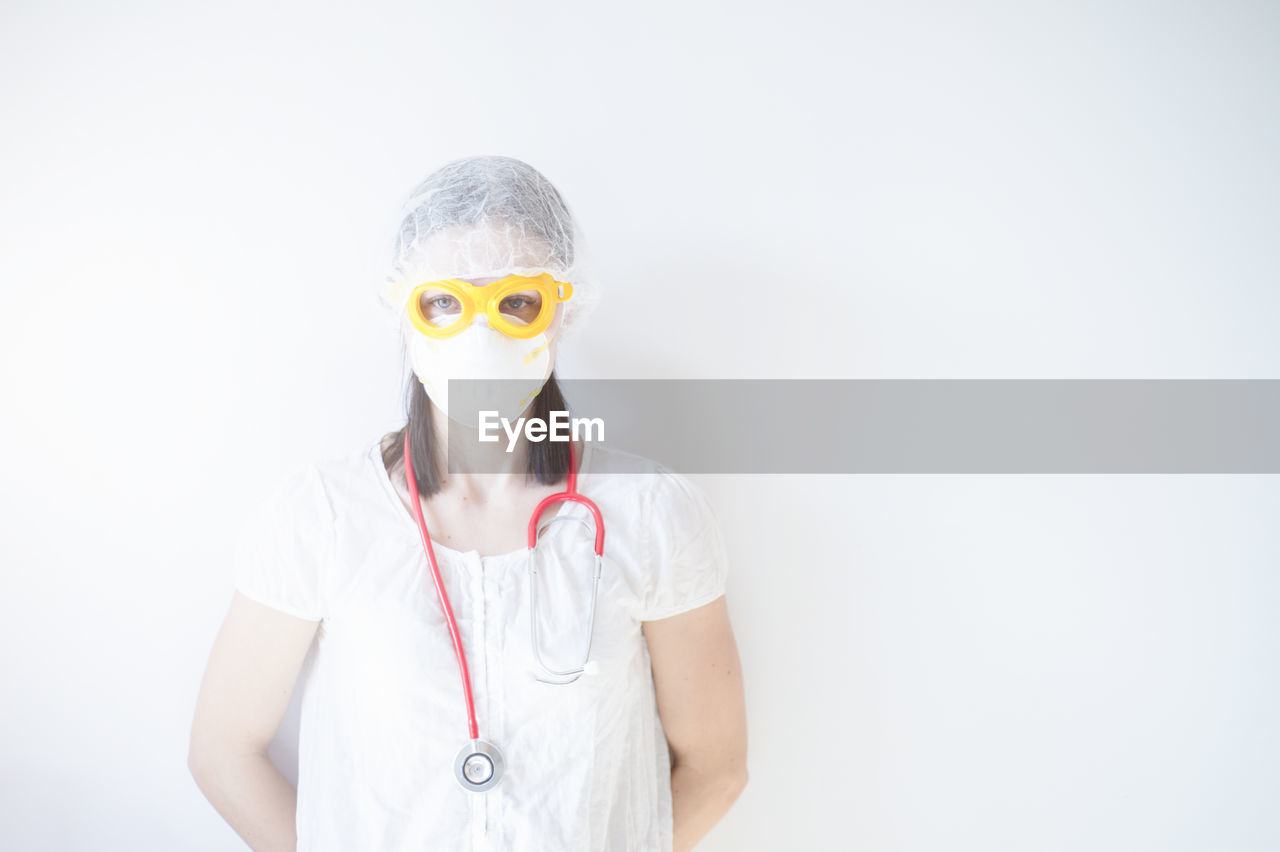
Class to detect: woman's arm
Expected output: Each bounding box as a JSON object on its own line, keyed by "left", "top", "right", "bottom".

{"left": 188, "top": 592, "right": 320, "bottom": 852}
{"left": 643, "top": 595, "right": 749, "bottom": 852}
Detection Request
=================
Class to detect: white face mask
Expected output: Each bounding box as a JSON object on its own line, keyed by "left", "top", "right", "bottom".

{"left": 404, "top": 315, "right": 553, "bottom": 428}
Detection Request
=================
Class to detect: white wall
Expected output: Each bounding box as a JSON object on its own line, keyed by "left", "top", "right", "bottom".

{"left": 2, "top": 1, "right": 1278, "bottom": 849}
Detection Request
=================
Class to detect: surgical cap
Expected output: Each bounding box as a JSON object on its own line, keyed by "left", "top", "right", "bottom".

{"left": 380, "top": 155, "right": 599, "bottom": 338}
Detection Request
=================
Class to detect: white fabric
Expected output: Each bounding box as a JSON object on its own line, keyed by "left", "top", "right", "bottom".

{"left": 231, "top": 438, "right": 729, "bottom": 852}
{"left": 404, "top": 322, "right": 552, "bottom": 426}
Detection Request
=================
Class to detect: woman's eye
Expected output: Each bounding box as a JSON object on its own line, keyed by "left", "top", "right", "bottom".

{"left": 499, "top": 292, "right": 542, "bottom": 315}
{"left": 429, "top": 296, "right": 456, "bottom": 310}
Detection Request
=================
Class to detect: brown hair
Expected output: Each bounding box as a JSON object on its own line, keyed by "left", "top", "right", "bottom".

{"left": 381, "top": 374, "right": 572, "bottom": 498}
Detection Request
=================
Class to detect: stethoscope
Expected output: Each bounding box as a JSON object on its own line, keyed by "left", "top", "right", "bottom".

{"left": 402, "top": 430, "right": 606, "bottom": 793}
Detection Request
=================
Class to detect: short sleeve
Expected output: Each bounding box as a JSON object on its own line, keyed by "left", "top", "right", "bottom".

{"left": 231, "top": 464, "right": 333, "bottom": 621}
{"left": 639, "top": 468, "right": 729, "bottom": 621}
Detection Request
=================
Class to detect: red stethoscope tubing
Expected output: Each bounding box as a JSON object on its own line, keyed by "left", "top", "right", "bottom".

{"left": 403, "top": 429, "right": 481, "bottom": 740}
{"left": 401, "top": 431, "right": 604, "bottom": 743}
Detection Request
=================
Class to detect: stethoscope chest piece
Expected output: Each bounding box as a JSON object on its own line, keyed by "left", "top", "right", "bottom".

{"left": 454, "top": 739, "right": 504, "bottom": 793}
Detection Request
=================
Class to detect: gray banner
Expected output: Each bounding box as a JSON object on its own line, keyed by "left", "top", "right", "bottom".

{"left": 446, "top": 379, "right": 1280, "bottom": 473}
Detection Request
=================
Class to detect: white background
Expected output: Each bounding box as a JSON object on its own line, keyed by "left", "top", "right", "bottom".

{"left": 2, "top": 1, "right": 1278, "bottom": 849}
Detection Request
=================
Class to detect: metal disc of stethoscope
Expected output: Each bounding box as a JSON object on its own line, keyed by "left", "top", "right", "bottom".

{"left": 453, "top": 739, "right": 505, "bottom": 793}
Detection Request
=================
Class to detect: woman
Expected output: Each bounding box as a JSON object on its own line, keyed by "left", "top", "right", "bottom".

{"left": 189, "top": 155, "right": 748, "bottom": 852}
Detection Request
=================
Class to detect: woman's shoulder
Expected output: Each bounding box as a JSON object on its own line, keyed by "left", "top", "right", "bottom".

{"left": 310, "top": 439, "right": 382, "bottom": 481}
{"left": 249, "top": 439, "right": 383, "bottom": 523}
{"left": 581, "top": 441, "right": 664, "bottom": 476}
{"left": 581, "top": 442, "right": 712, "bottom": 513}
{"left": 305, "top": 439, "right": 389, "bottom": 506}
{"left": 582, "top": 442, "right": 696, "bottom": 491}
{"left": 580, "top": 444, "right": 729, "bottom": 620}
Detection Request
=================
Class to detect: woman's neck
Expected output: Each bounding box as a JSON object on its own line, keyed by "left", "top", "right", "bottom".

{"left": 430, "top": 403, "right": 531, "bottom": 483}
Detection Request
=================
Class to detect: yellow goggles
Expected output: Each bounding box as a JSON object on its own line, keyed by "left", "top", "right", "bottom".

{"left": 404, "top": 272, "right": 574, "bottom": 340}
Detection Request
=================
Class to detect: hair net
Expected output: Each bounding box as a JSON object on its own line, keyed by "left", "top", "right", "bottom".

{"left": 380, "top": 155, "right": 599, "bottom": 339}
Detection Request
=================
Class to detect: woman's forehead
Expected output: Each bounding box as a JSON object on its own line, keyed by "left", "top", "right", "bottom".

{"left": 417, "top": 223, "right": 554, "bottom": 276}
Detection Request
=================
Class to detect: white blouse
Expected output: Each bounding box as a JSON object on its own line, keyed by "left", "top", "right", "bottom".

{"left": 231, "top": 437, "right": 729, "bottom": 852}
